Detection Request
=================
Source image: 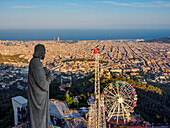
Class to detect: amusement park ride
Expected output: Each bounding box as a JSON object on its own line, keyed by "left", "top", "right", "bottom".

{"left": 88, "top": 49, "right": 138, "bottom": 128}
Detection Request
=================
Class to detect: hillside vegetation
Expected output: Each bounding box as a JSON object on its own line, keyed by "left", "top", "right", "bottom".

{"left": 0, "top": 54, "right": 28, "bottom": 64}
{"left": 69, "top": 74, "right": 170, "bottom": 123}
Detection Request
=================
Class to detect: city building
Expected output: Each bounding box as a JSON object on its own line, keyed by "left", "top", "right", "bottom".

{"left": 11, "top": 96, "right": 28, "bottom": 126}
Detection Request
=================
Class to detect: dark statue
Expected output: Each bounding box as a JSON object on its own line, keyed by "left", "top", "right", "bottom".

{"left": 28, "top": 44, "right": 53, "bottom": 128}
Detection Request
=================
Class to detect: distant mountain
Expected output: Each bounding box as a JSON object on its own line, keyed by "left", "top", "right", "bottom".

{"left": 141, "top": 37, "right": 170, "bottom": 43}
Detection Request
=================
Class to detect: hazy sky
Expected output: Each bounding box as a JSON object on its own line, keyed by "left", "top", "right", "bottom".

{"left": 0, "top": 0, "right": 170, "bottom": 29}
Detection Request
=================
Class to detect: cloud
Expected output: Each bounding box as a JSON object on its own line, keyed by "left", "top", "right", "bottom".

{"left": 101, "top": 1, "right": 170, "bottom": 8}
{"left": 66, "top": 3, "right": 87, "bottom": 7}
{"left": 102, "top": 1, "right": 130, "bottom": 6}
{"left": 12, "top": 6, "right": 38, "bottom": 9}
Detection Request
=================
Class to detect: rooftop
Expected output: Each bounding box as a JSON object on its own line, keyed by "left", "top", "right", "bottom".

{"left": 12, "top": 96, "right": 27, "bottom": 105}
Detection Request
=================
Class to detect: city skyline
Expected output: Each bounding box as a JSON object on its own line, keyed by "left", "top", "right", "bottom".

{"left": 0, "top": 0, "right": 170, "bottom": 29}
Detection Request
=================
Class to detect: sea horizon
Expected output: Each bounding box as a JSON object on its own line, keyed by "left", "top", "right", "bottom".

{"left": 0, "top": 28, "right": 170, "bottom": 41}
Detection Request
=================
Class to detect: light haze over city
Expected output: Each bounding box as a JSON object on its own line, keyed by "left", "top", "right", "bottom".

{"left": 0, "top": 0, "right": 170, "bottom": 29}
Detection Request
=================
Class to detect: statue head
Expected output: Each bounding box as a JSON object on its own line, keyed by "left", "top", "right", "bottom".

{"left": 33, "top": 44, "right": 45, "bottom": 60}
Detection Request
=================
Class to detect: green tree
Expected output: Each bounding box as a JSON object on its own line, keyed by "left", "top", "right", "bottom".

{"left": 65, "top": 94, "right": 75, "bottom": 107}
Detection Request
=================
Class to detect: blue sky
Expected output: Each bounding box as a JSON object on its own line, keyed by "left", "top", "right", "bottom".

{"left": 0, "top": 0, "right": 170, "bottom": 29}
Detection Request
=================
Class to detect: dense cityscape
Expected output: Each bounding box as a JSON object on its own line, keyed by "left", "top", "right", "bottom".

{"left": 0, "top": 39, "right": 169, "bottom": 87}
{"left": 0, "top": 38, "right": 170, "bottom": 127}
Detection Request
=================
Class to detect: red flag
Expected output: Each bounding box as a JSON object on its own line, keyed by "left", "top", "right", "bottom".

{"left": 94, "top": 49, "right": 100, "bottom": 54}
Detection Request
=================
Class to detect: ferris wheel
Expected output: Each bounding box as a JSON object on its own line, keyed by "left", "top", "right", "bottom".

{"left": 103, "top": 81, "right": 138, "bottom": 124}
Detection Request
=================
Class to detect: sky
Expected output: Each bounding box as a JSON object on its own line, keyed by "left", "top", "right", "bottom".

{"left": 0, "top": 0, "right": 170, "bottom": 29}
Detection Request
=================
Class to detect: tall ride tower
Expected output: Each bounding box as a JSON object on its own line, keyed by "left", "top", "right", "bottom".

{"left": 94, "top": 48, "right": 101, "bottom": 128}
{"left": 88, "top": 48, "right": 106, "bottom": 128}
